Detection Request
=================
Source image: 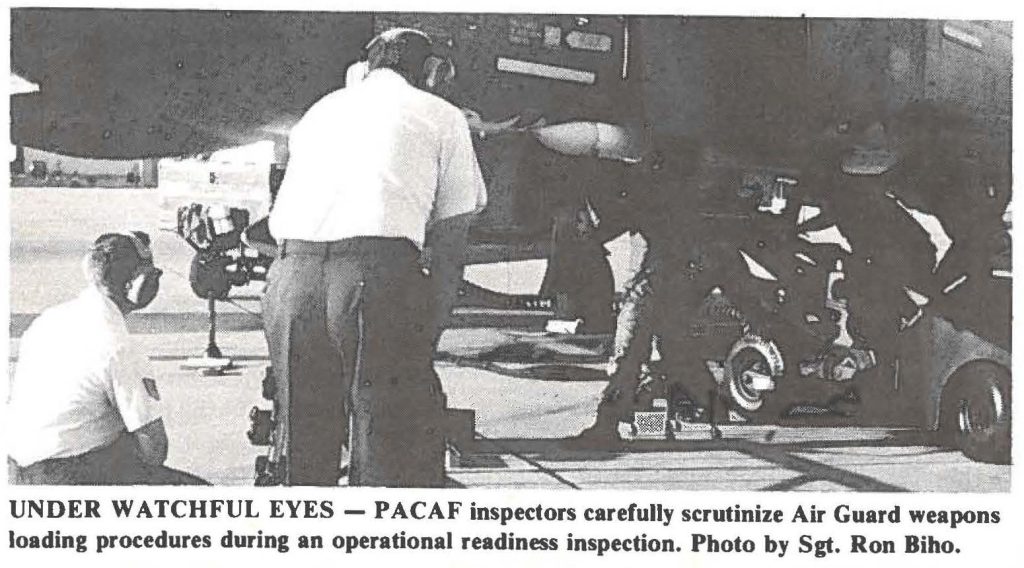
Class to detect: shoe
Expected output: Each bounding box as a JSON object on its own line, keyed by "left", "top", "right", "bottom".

{"left": 827, "top": 388, "right": 861, "bottom": 416}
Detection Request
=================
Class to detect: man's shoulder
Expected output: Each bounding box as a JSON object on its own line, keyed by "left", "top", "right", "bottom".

{"left": 429, "top": 94, "right": 465, "bottom": 123}
{"left": 24, "top": 293, "right": 121, "bottom": 344}
{"left": 407, "top": 84, "right": 454, "bottom": 107}
{"left": 301, "top": 77, "right": 465, "bottom": 132}
{"left": 398, "top": 84, "right": 463, "bottom": 122}
{"left": 18, "top": 304, "right": 120, "bottom": 374}
{"left": 303, "top": 87, "right": 353, "bottom": 114}
{"left": 23, "top": 297, "right": 80, "bottom": 335}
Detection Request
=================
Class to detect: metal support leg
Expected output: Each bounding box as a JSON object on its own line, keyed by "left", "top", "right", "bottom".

{"left": 708, "top": 388, "right": 722, "bottom": 439}
{"left": 206, "top": 297, "right": 222, "bottom": 358}
{"left": 183, "top": 297, "right": 233, "bottom": 373}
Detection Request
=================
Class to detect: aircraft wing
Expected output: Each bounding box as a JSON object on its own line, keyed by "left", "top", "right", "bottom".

{"left": 11, "top": 9, "right": 373, "bottom": 159}
{"left": 11, "top": 10, "right": 638, "bottom": 155}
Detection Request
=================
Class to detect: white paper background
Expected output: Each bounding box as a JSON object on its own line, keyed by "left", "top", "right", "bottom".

{"left": 2, "top": 1, "right": 1020, "bottom": 566}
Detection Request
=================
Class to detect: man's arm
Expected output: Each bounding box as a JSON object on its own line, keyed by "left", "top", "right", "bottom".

{"left": 424, "top": 109, "right": 488, "bottom": 340}
{"left": 131, "top": 418, "right": 169, "bottom": 466}
{"left": 425, "top": 211, "right": 474, "bottom": 260}
{"left": 111, "top": 346, "right": 166, "bottom": 465}
{"left": 432, "top": 108, "right": 488, "bottom": 224}
{"left": 424, "top": 212, "right": 476, "bottom": 339}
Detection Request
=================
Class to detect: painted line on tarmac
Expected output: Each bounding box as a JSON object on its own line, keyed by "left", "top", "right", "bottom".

{"left": 733, "top": 439, "right": 907, "bottom": 492}
{"left": 473, "top": 432, "right": 582, "bottom": 490}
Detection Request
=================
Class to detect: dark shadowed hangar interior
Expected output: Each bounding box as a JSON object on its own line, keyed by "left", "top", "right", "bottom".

{"left": 8, "top": 10, "right": 1013, "bottom": 489}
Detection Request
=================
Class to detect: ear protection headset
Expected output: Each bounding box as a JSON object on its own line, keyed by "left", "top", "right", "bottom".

{"left": 119, "top": 232, "right": 163, "bottom": 310}
{"left": 423, "top": 54, "right": 455, "bottom": 90}
{"left": 364, "top": 28, "right": 454, "bottom": 89}
{"left": 364, "top": 27, "right": 431, "bottom": 51}
{"left": 90, "top": 232, "right": 162, "bottom": 311}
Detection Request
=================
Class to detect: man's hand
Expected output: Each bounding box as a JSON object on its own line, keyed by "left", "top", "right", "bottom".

{"left": 461, "top": 109, "right": 545, "bottom": 138}
{"left": 132, "top": 418, "right": 169, "bottom": 466}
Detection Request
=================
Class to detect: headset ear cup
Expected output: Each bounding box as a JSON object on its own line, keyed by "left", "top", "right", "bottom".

{"left": 125, "top": 268, "right": 161, "bottom": 309}
{"left": 423, "top": 59, "right": 434, "bottom": 89}
{"left": 125, "top": 273, "right": 143, "bottom": 307}
{"left": 97, "top": 247, "right": 114, "bottom": 285}
{"left": 423, "top": 56, "right": 453, "bottom": 90}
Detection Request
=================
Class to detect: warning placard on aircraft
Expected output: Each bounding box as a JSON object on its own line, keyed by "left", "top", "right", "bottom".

{"left": 495, "top": 57, "right": 596, "bottom": 84}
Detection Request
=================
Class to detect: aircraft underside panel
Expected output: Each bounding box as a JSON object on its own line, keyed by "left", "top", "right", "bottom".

{"left": 10, "top": 11, "right": 1012, "bottom": 257}
{"left": 373, "top": 13, "right": 640, "bottom": 242}
{"left": 373, "top": 13, "right": 635, "bottom": 124}
{"left": 11, "top": 10, "right": 374, "bottom": 158}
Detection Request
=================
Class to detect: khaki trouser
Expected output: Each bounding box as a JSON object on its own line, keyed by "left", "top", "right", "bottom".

{"left": 9, "top": 434, "right": 207, "bottom": 485}
{"left": 262, "top": 238, "right": 445, "bottom": 487}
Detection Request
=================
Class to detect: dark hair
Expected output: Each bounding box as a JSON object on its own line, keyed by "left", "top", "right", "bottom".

{"left": 85, "top": 231, "right": 150, "bottom": 290}
{"left": 365, "top": 29, "right": 433, "bottom": 84}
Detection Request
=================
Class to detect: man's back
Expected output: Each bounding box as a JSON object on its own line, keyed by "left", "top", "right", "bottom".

{"left": 269, "top": 69, "right": 482, "bottom": 245}
{"left": 9, "top": 288, "right": 152, "bottom": 466}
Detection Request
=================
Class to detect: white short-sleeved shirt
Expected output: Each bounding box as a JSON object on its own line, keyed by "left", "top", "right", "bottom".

{"left": 7, "top": 287, "right": 162, "bottom": 466}
{"left": 269, "top": 68, "right": 488, "bottom": 248}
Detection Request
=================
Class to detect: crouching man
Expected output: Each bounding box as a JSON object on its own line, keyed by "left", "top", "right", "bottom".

{"left": 8, "top": 231, "right": 207, "bottom": 485}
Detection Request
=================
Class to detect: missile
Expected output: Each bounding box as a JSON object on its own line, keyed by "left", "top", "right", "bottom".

{"left": 531, "top": 121, "right": 640, "bottom": 162}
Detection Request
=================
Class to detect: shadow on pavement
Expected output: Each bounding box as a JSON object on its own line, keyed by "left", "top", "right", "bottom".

{"left": 457, "top": 430, "right": 952, "bottom": 491}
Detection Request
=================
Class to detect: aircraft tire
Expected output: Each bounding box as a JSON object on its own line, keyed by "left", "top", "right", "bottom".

{"left": 940, "top": 362, "right": 1011, "bottom": 465}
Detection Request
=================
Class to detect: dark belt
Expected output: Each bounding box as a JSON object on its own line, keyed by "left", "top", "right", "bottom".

{"left": 278, "top": 237, "right": 419, "bottom": 260}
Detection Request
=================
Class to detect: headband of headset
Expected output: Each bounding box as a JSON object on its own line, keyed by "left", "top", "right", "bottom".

{"left": 118, "top": 231, "right": 154, "bottom": 264}
{"left": 364, "top": 27, "right": 432, "bottom": 51}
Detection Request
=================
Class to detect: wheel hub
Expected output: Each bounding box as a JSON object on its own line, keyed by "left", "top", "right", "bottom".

{"left": 958, "top": 382, "right": 1004, "bottom": 434}
{"left": 724, "top": 334, "right": 785, "bottom": 412}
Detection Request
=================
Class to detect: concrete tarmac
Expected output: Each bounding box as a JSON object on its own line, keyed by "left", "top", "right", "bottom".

{"left": 7, "top": 187, "right": 1012, "bottom": 491}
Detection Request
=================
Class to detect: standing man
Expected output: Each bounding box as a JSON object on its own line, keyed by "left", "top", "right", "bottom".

{"left": 265, "top": 28, "right": 487, "bottom": 486}
{"left": 574, "top": 139, "right": 735, "bottom": 444}
{"left": 8, "top": 232, "right": 207, "bottom": 485}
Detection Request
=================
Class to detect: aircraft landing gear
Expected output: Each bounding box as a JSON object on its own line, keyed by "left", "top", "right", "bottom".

{"left": 940, "top": 362, "right": 1011, "bottom": 465}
